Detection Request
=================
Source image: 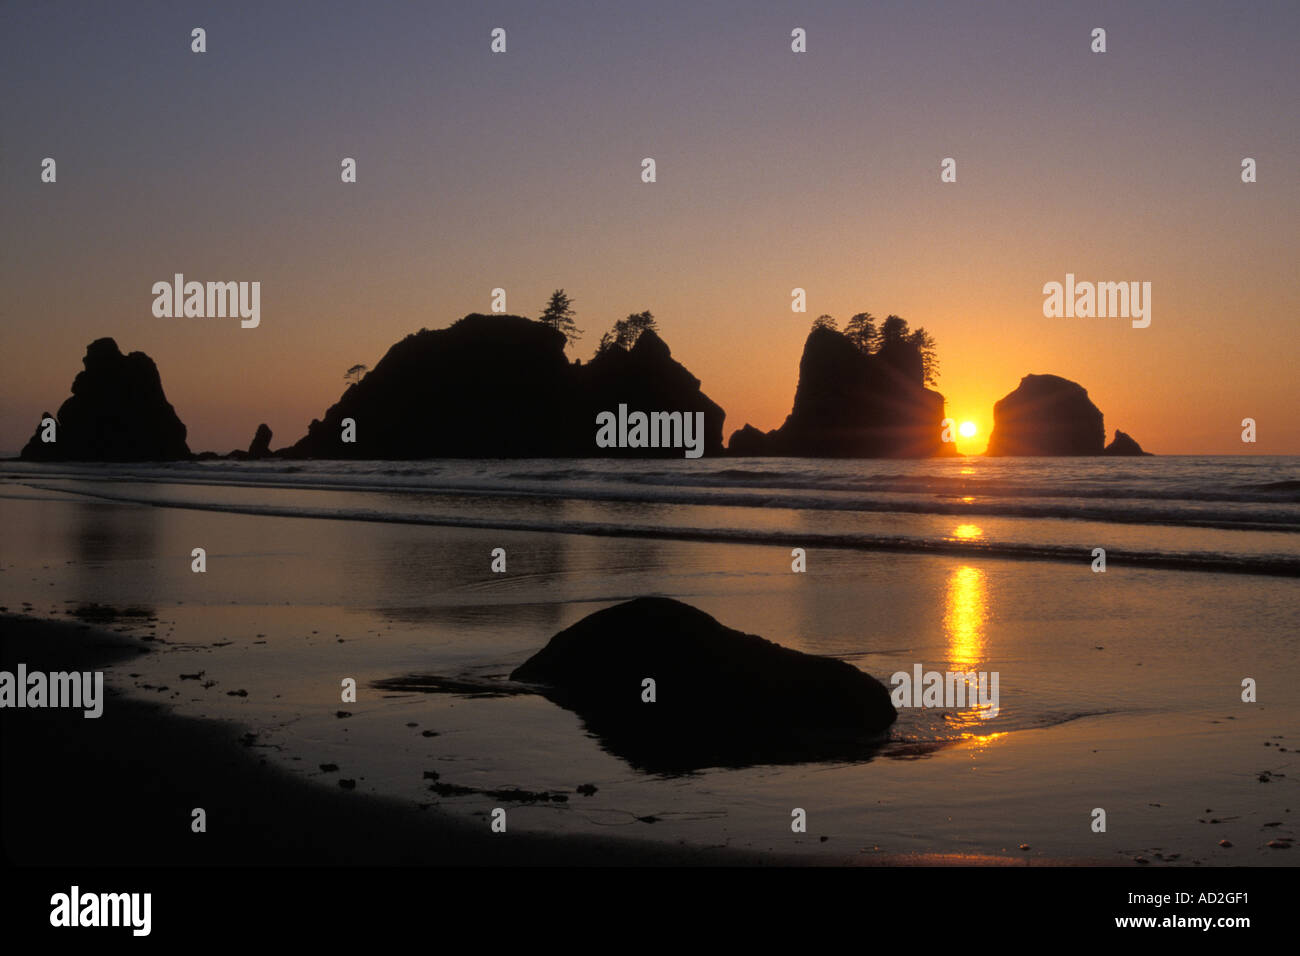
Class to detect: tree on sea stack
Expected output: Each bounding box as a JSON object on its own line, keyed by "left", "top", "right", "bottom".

{"left": 539, "top": 288, "right": 582, "bottom": 346}
{"left": 845, "top": 312, "right": 878, "bottom": 353}
{"left": 879, "top": 314, "right": 910, "bottom": 346}
{"left": 907, "top": 327, "right": 940, "bottom": 386}
{"left": 597, "top": 310, "right": 658, "bottom": 354}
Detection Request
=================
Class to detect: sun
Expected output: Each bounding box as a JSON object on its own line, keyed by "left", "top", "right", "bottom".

{"left": 959, "top": 421, "right": 977, "bottom": 439}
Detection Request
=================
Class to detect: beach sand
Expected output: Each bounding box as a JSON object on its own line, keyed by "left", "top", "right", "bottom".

{"left": 2, "top": 614, "right": 799, "bottom": 866}
{"left": 4, "top": 614, "right": 1112, "bottom": 867}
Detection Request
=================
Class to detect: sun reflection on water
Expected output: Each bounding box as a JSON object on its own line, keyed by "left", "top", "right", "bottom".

{"left": 943, "top": 565, "right": 988, "bottom": 669}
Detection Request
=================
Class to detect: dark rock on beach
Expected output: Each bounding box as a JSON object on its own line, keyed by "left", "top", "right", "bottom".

{"left": 20, "top": 337, "right": 191, "bottom": 462}
{"left": 511, "top": 597, "right": 897, "bottom": 772}
{"left": 726, "top": 326, "right": 951, "bottom": 458}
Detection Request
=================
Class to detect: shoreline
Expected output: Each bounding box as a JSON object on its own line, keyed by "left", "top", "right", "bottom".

{"left": 2, "top": 613, "right": 1105, "bottom": 867}
{"left": 1, "top": 614, "right": 789, "bottom": 866}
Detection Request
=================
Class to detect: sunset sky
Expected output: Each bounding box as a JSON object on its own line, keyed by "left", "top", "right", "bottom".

{"left": 2, "top": 0, "right": 1297, "bottom": 456}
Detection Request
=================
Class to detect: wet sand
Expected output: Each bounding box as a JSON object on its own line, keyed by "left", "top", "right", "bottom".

{"left": 2, "top": 614, "right": 1117, "bottom": 867}
{"left": 7, "top": 612, "right": 1290, "bottom": 867}
{"left": 3, "top": 614, "right": 808, "bottom": 866}
{"left": 1, "top": 615, "right": 1129, "bottom": 867}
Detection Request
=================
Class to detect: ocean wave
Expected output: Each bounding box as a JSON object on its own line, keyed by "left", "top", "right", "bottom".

{"left": 11, "top": 481, "right": 1298, "bottom": 577}
{"left": 1245, "top": 478, "right": 1300, "bottom": 493}
{"left": 4, "top": 461, "right": 1298, "bottom": 532}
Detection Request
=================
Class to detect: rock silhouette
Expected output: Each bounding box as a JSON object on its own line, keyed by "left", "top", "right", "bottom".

{"left": 985, "top": 374, "right": 1106, "bottom": 456}
{"left": 20, "top": 338, "right": 190, "bottom": 462}
{"left": 511, "top": 597, "right": 897, "bottom": 772}
{"left": 225, "top": 423, "right": 274, "bottom": 461}
{"left": 986, "top": 375, "right": 1152, "bottom": 456}
{"left": 246, "top": 424, "right": 273, "bottom": 459}
{"left": 726, "top": 326, "right": 951, "bottom": 457}
{"left": 285, "top": 314, "right": 724, "bottom": 458}
{"left": 578, "top": 328, "right": 725, "bottom": 457}
{"left": 1104, "top": 429, "right": 1152, "bottom": 456}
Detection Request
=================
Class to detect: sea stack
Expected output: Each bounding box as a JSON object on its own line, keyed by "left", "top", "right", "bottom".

{"left": 726, "top": 325, "right": 951, "bottom": 457}
{"left": 1103, "top": 429, "right": 1152, "bottom": 456}
{"left": 985, "top": 374, "right": 1105, "bottom": 456}
{"left": 20, "top": 338, "right": 191, "bottom": 462}
{"left": 285, "top": 314, "right": 725, "bottom": 459}
{"left": 246, "top": 423, "right": 273, "bottom": 459}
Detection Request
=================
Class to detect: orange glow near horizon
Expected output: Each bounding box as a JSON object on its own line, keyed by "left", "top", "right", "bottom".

{"left": 952, "top": 409, "right": 992, "bottom": 456}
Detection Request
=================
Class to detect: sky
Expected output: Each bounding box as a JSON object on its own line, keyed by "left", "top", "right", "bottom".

{"left": 2, "top": 0, "right": 1297, "bottom": 456}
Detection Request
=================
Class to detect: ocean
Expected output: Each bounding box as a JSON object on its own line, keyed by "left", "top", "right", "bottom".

{"left": 4, "top": 455, "right": 1298, "bottom": 569}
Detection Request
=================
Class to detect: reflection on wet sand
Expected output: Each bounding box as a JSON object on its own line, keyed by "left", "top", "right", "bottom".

{"left": 944, "top": 564, "right": 988, "bottom": 669}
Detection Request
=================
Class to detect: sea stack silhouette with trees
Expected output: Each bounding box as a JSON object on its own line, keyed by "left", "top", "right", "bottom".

{"left": 284, "top": 292, "right": 726, "bottom": 458}
{"left": 17, "top": 294, "right": 1148, "bottom": 461}
{"left": 728, "top": 312, "right": 952, "bottom": 457}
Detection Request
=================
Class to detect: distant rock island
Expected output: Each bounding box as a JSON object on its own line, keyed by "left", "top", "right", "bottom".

{"left": 511, "top": 597, "right": 897, "bottom": 771}
{"left": 285, "top": 314, "right": 725, "bottom": 459}
{"left": 20, "top": 338, "right": 190, "bottom": 462}
{"left": 728, "top": 325, "right": 952, "bottom": 457}
{"left": 1104, "top": 429, "right": 1151, "bottom": 456}
{"left": 17, "top": 325, "right": 1152, "bottom": 463}
{"left": 214, "top": 423, "right": 274, "bottom": 461}
{"left": 985, "top": 374, "right": 1150, "bottom": 456}
{"left": 246, "top": 423, "right": 273, "bottom": 459}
